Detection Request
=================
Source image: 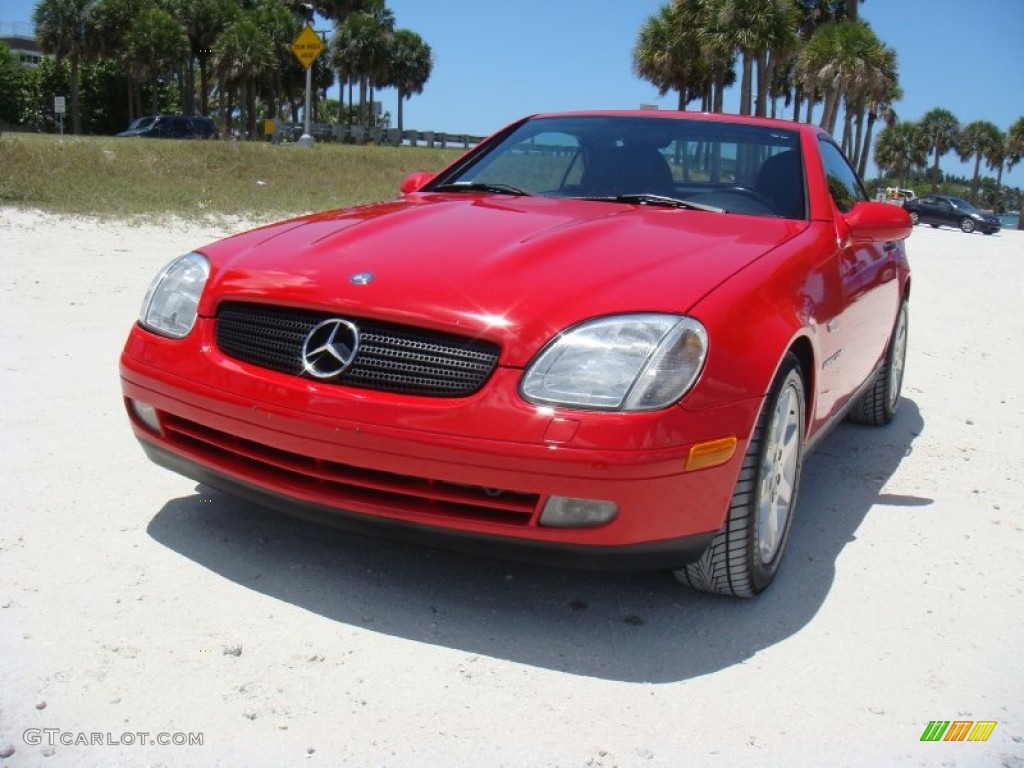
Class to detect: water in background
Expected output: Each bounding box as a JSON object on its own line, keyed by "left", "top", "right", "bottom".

{"left": 998, "top": 213, "right": 1020, "bottom": 229}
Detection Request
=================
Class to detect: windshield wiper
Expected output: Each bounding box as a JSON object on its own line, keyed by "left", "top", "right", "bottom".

{"left": 432, "top": 182, "right": 530, "bottom": 196}
{"left": 577, "top": 193, "right": 724, "bottom": 213}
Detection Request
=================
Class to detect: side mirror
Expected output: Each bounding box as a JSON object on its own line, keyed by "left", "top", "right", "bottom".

{"left": 845, "top": 201, "right": 913, "bottom": 243}
{"left": 400, "top": 171, "right": 435, "bottom": 195}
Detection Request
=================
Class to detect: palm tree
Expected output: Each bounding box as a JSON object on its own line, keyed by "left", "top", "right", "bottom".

{"left": 918, "top": 107, "right": 960, "bottom": 191}
{"left": 0, "top": 43, "right": 23, "bottom": 125}
{"left": 125, "top": 7, "right": 189, "bottom": 115}
{"left": 789, "top": 0, "right": 852, "bottom": 122}
{"left": 329, "top": 4, "right": 393, "bottom": 129}
{"left": 163, "top": 0, "right": 239, "bottom": 117}
{"left": 856, "top": 46, "right": 899, "bottom": 177}
{"left": 1006, "top": 116, "right": 1024, "bottom": 229}
{"left": 985, "top": 128, "right": 1011, "bottom": 209}
{"left": 250, "top": 0, "right": 301, "bottom": 122}
{"left": 384, "top": 28, "right": 431, "bottom": 135}
{"left": 216, "top": 15, "right": 276, "bottom": 139}
{"left": 633, "top": 4, "right": 702, "bottom": 111}
{"left": 873, "top": 121, "right": 927, "bottom": 190}
{"left": 316, "top": 0, "right": 380, "bottom": 123}
{"left": 90, "top": 0, "right": 151, "bottom": 120}
{"left": 798, "top": 20, "right": 883, "bottom": 136}
{"left": 692, "top": 0, "right": 738, "bottom": 113}
{"left": 33, "top": 0, "right": 96, "bottom": 134}
{"left": 711, "top": 0, "right": 794, "bottom": 116}
{"left": 956, "top": 120, "right": 1002, "bottom": 200}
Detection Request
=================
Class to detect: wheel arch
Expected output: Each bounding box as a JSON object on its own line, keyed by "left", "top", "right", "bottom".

{"left": 787, "top": 334, "right": 816, "bottom": 431}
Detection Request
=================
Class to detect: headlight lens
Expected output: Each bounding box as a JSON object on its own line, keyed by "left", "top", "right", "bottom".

{"left": 521, "top": 314, "right": 707, "bottom": 411}
{"left": 138, "top": 252, "right": 210, "bottom": 338}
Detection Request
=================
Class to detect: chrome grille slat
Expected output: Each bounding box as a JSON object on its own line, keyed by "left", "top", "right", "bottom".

{"left": 215, "top": 302, "right": 500, "bottom": 397}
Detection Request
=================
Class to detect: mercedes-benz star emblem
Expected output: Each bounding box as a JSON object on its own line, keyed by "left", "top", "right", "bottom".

{"left": 301, "top": 318, "right": 360, "bottom": 379}
{"left": 350, "top": 272, "right": 375, "bottom": 285}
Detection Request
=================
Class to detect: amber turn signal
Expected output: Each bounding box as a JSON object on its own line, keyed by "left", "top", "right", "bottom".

{"left": 685, "top": 436, "right": 738, "bottom": 472}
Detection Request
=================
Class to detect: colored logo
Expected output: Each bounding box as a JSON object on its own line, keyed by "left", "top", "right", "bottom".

{"left": 920, "top": 720, "right": 997, "bottom": 742}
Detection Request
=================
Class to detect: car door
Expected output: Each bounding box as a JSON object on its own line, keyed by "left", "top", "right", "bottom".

{"left": 933, "top": 198, "right": 957, "bottom": 226}
{"left": 913, "top": 196, "right": 936, "bottom": 226}
{"left": 818, "top": 139, "right": 900, "bottom": 401}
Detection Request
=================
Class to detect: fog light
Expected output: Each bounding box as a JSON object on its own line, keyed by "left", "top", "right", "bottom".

{"left": 539, "top": 497, "right": 618, "bottom": 528}
{"left": 130, "top": 399, "right": 161, "bottom": 434}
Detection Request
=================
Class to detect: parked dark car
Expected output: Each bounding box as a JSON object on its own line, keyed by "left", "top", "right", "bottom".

{"left": 903, "top": 194, "right": 1000, "bottom": 234}
{"left": 116, "top": 115, "right": 217, "bottom": 140}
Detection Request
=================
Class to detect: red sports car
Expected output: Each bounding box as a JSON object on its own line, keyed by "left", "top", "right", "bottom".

{"left": 120, "top": 111, "right": 912, "bottom": 597}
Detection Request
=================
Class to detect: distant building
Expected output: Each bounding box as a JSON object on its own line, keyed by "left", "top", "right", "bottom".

{"left": 1, "top": 22, "right": 44, "bottom": 69}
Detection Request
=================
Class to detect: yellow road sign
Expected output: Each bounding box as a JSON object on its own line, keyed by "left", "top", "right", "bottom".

{"left": 291, "top": 25, "right": 324, "bottom": 69}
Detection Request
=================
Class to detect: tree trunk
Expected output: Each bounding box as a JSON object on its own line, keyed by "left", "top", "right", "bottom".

{"left": 819, "top": 90, "right": 834, "bottom": 130}
{"left": 841, "top": 108, "right": 852, "bottom": 155}
{"left": 851, "top": 108, "right": 865, "bottom": 170}
{"left": 70, "top": 53, "right": 82, "bottom": 134}
{"left": 995, "top": 163, "right": 1004, "bottom": 210}
{"left": 792, "top": 85, "right": 802, "bottom": 123}
{"left": 397, "top": 88, "right": 404, "bottom": 134}
{"left": 336, "top": 68, "right": 344, "bottom": 123}
{"left": 931, "top": 148, "right": 941, "bottom": 191}
{"left": 971, "top": 153, "right": 982, "bottom": 196}
{"left": 199, "top": 55, "right": 210, "bottom": 116}
{"left": 857, "top": 112, "right": 877, "bottom": 178}
{"left": 183, "top": 59, "right": 193, "bottom": 114}
{"left": 827, "top": 92, "right": 842, "bottom": 134}
{"left": 133, "top": 80, "right": 142, "bottom": 120}
{"left": 755, "top": 52, "right": 769, "bottom": 117}
{"left": 249, "top": 82, "right": 257, "bottom": 139}
{"left": 218, "top": 72, "right": 228, "bottom": 138}
{"left": 677, "top": 88, "right": 685, "bottom": 111}
{"left": 739, "top": 52, "right": 752, "bottom": 115}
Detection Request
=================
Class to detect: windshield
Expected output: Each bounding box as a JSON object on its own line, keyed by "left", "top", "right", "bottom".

{"left": 950, "top": 197, "right": 978, "bottom": 212}
{"left": 127, "top": 116, "right": 156, "bottom": 131}
{"left": 430, "top": 115, "right": 806, "bottom": 219}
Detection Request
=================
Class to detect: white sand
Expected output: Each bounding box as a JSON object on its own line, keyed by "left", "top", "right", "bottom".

{"left": 1, "top": 207, "right": 1022, "bottom": 766}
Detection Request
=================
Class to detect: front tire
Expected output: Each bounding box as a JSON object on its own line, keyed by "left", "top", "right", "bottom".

{"left": 849, "top": 301, "right": 908, "bottom": 426}
{"left": 675, "top": 355, "right": 805, "bottom": 597}
{"left": 960, "top": 217, "right": 976, "bottom": 233}
{"left": 909, "top": 211, "right": 919, "bottom": 225}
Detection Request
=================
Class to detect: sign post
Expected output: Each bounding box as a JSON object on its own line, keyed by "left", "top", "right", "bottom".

{"left": 290, "top": 25, "right": 325, "bottom": 148}
{"left": 54, "top": 96, "right": 66, "bottom": 135}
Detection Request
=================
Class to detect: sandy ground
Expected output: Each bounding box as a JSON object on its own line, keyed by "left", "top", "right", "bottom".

{"left": 0, "top": 206, "right": 1022, "bottom": 768}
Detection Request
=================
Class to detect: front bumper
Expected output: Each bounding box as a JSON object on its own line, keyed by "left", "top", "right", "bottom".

{"left": 120, "top": 322, "right": 761, "bottom": 570}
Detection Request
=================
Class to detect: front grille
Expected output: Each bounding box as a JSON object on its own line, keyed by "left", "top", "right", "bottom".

{"left": 216, "top": 302, "right": 500, "bottom": 397}
{"left": 161, "top": 413, "right": 539, "bottom": 526}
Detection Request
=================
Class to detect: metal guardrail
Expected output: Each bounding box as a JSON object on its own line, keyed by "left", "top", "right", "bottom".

{"left": 267, "top": 121, "right": 483, "bottom": 149}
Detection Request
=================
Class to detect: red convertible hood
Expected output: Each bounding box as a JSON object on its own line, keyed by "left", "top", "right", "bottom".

{"left": 200, "top": 194, "right": 807, "bottom": 365}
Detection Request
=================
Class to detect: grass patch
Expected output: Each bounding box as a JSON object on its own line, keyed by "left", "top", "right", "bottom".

{"left": 0, "top": 134, "right": 463, "bottom": 218}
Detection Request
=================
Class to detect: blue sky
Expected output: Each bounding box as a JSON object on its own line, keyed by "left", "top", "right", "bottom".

{"left": 4, "top": 0, "right": 1022, "bottom": 186}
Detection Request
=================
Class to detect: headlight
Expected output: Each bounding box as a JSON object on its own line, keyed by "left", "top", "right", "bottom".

{"left": 138, "top": 252, "right": 210, "bottom": 338}
{"left": 521, "top": 314, "right": 707, "bottom": 411}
